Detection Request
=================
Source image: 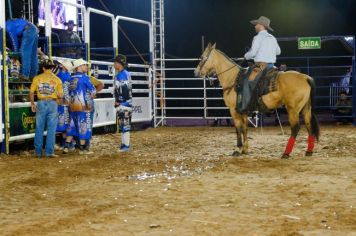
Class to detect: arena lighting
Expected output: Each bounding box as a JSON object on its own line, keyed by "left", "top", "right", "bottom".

{"left": 344, "top": 36, "right": 354, "bottom": 42}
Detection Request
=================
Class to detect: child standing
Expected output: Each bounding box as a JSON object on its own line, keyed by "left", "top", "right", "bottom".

{"left": 113, "top": 55, "right": 132, "bottom": 152}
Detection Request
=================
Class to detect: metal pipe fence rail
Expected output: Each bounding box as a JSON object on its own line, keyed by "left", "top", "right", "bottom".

{"left": 276, "top": 55, "right": 354, "bottom": 121}
{"left": 154, "top": 54, "right": 355, "bottom": 127}
{"left": 0, "top": 0, "right": 155, "bottom": 153}
{"left": 153, "top": 58, "right": 259, "bottom": 127}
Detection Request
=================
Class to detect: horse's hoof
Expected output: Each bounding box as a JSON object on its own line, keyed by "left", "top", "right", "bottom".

{"left": 281, "top": 153, "right": 290, "bottom": 159}
{"left": 241, "top": 150, "right": 249, "bottom": 155}
{"left": 232, "top": 151, "right": 241, "bottom": 156}
{"left": 305, "top": 151, "right": 313, "bottom": 156}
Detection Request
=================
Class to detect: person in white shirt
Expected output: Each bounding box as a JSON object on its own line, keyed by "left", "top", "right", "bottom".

{"left": 244, "top": 16, "right": 281, "bottom": 81}
{"left": 340, "top": 67, "right": 352, "bottom": 94}
{"left": 237, "top": 16, "right": 281, "bottom": 113}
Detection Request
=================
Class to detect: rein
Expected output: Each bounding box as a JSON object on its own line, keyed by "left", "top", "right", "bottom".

{"left": 200, "top": 48, "right": 244, "bottom": 95}
{"left": 221, "top": 68, "right": 243, "bottom": 94}
{"left": 216, "top": 64, "right": 237, "bottom": 77}
{"left": 212, "top": 49, "right": 244, "bottom": 94}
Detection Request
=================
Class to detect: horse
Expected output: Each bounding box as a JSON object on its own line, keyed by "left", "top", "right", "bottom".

{"left": 194, "top": 43, "right": 320, "bottom": 158}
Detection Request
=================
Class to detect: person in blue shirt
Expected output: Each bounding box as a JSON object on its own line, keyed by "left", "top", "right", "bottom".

{"left": 64, "top": 59, "right": 96, "bottom": 155}
{"left": 55, "top": 60, "right": 72, "bottom": 149}
{"left": 114, "top": 55, "right": 132, "bottom": 152}
{"left": 6, "top": 18, "right": 38, "bottom": 80}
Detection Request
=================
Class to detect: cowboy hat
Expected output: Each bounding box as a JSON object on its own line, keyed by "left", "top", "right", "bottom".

{"left": 57, "top": 59, "right": 73, "bottom": 72}
{"left": 72, "top": 58, "right": 88, "bottom": 69}
{"left": 250, "top": 16, "right": 274, "bottom": 31}
{"left": 64, "top": 20, "right": 77, "bottom": 26}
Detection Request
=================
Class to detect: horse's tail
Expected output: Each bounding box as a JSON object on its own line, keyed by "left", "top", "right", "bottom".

{"left": 306, "top": 76, "right": 320, "bottom": 141}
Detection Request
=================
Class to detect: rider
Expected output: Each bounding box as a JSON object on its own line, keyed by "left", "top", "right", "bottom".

{"left": 238, "top": 16, "right": 281, "bottom": 113}
{"left": 244, "top": 16, "right": 281, "bottom": 78}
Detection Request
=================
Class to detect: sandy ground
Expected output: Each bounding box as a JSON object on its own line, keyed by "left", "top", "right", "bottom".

{"left": 0, "top": 125, "right": 355, "bottom": 236}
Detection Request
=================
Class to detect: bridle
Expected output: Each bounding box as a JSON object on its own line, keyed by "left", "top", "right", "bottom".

{"left": 198, "top": 48, "right": 244, "bottom": 94}
{"left": 197, "top": 48, "right": 214, "bottom": 75}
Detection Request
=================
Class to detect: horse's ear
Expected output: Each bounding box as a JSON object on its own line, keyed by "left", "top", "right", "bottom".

{"left": 207, "top": 42, "right": 212, "bottom": 48}
{"left": 212, "top": 43, "right": 216, "bottom": 49}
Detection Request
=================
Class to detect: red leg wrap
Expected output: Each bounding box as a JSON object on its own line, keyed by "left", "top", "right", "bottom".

{"left": 284, "top": 137, "right": 296, "bottom": 155}
{"left": 307, "top": 135, "right": 315, "bottom": 152}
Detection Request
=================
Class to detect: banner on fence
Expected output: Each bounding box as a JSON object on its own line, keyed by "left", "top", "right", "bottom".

{"left": 10, "top": 107, "right": 36, "bottom": 136}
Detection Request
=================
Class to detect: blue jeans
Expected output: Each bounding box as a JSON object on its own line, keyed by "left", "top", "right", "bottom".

{"left": 266, "top": 63, "right": 274, "bottom": 69}
{"left": 20, "top": 24, "right": 38, "bottom": 78}
{"left": 34, "top": 100, "right": 58, "bottom": 156}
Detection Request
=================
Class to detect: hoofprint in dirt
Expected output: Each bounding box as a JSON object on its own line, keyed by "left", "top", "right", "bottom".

{"left": 0, "top": 126, "right": 355, "bottom": 235}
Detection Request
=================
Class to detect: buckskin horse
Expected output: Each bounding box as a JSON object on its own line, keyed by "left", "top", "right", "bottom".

{"left": 194, "top": 43, "right": 320, "bottom": 158}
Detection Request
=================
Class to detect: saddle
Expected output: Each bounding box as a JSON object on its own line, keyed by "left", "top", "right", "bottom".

{"left": 236, "top": 64, "right": 279, "bottom": 114}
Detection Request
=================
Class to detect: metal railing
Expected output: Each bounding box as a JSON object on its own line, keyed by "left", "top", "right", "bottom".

{"left": 153, "top": 58, "right": 259, "bottom": 127}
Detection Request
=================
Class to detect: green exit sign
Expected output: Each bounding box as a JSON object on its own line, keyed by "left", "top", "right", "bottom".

{"left": 298, "top": 37, "right": 321, "bottom": 49}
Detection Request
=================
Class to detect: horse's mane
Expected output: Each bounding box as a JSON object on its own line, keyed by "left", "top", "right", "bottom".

{"left": 215, "top": 49, "right": 243, "bottom": 70}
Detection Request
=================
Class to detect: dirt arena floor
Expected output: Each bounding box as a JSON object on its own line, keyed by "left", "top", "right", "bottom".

{"left": 0, "top": 125, "right": 355, "bottom": 236}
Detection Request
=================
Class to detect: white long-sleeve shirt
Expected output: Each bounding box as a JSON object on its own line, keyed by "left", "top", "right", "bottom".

{"left": 244, "top": 30, "right": 281, "bottom": 63}
{"left": 340, "top": 71, "right": 351, "bottom": 94}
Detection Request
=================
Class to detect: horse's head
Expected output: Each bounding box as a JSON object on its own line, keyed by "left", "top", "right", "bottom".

{"left": 194, "top": 43, "right": 216, "bottom": 78}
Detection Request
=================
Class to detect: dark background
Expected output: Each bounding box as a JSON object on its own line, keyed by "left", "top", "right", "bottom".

{"left": 6, "top": 0, "right": 356, "bottom": 116}
{"left": 8, "top": 0, "right": 356, "bottom": 59}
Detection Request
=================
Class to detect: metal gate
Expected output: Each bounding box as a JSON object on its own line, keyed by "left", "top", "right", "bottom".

{"left": 0, "top": 0, "right": 154, "bottom": 153}
{"left": 153, "top": 58, "right": 259, "bottom": 127}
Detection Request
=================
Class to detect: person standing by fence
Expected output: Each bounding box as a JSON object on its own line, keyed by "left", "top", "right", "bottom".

{"left": 30, "top": 60, "right": 63, "bottom": 158}
{"left": 340, "top": 67, "right": 352, "bottom": 94}
{"left": 59, "top": 20, "right": 82, "bottom": 58}
{"left": 55, "top": 60, "right": 73, "bottom": 149}
{"left": 63, "top": 59, "right": 96, "bottom": 155}
{"left": 114, "top": 55, "right": 132, "bottom": 152}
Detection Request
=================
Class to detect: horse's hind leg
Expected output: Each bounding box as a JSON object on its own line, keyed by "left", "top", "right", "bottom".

{"left": 302, "top": 104, "right": 315, "bottom": 156}
{"left": 282, "top": 110, "right": 300, "bottom": 159}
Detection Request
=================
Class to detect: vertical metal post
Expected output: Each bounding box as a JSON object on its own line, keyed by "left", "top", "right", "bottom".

{"left": 84, "top": 9, "right": 90, "bottom": 66}
{"left": 352, "top": 36, "right": 356, "bottom": 125}
{"left": 1, "top": 0, "right": 10, "bottom": 153}
{"left": 45, "top": 0, "right": 52, "bottom": 58}
{"left": 152, "top": 0, "right": 165, "bottom": 126}
{"left": 203, "top": 78, "right": 207, "bottom": 119}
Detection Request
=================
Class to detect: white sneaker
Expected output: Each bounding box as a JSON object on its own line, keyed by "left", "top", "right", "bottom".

{"left": 54, "top": 144, "right": 63, "bottom": 151}
{"left": 63, "top": 147, "right": 69, "bottom": 154}
{"left": 46, "top": 154, "right": 59, "bottom": 158}
{"left": 85, "top": 150, "right": 94, "bottom": 155}
{"left": 79, "top": 149, "right": 94, "bottom": 155}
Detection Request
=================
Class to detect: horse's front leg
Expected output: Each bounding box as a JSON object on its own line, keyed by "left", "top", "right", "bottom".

{"left": 232, "top": 124, "right": 243, "bottom": 156}
{"left": 241, "top": 114, "right": 249, "bottom": 154}
{"left": 231, "top": 112, "right": 246, "bottom": 156}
